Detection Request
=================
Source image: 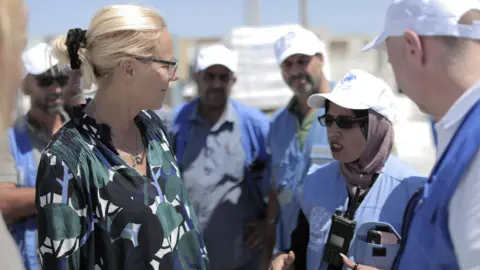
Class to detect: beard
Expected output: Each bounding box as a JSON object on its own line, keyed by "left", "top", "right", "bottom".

{"left": 34, "top": 93, "right": 64, "bottom": 114}
{"left": 202, "top": 87, "right": 228, "bottom": 108}
{"left": 287, "top": 72, "right": 318, "bottom": 96}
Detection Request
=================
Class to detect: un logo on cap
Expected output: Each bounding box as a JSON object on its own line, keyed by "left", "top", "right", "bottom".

{"left": 337, "top": 73, "right": 357, "bottom": 90}
{"left": 342, "top": 73, "right": 356, "bottom": 83}
{"left": 278, "top": 31, "right": 296, "bottom": 51}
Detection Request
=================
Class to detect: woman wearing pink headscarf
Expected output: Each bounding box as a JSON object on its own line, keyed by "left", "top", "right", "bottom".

{"left": 270, "top": 70, "right": 426, "bottom": 270}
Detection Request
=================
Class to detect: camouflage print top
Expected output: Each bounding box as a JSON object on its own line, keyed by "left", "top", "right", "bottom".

{"left": 35, "top": 102, "right": 209, "bottom": 270}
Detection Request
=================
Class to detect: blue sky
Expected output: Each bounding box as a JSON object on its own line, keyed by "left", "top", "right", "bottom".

{"left": 26, "top": 0, "right": 390, "bottom": 38}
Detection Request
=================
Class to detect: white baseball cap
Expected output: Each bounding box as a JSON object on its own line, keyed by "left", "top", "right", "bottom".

{"left": 307, "top": 69, "right": 397, "bottom": 123}
{"left": 22, "top": 42, "right": 59, "bottom": 77}
{"left": 274, "top": 26, "right": 328, "bottom": 65}
{"left": 195, "top": 44, "right": 238, "bottom": 73}
{"left": 363, "top": 0, "right": 480, "bottom": 51}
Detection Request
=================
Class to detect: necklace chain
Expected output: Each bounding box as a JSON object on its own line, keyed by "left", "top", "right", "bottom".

{"left": 92, "top": 99, "right": 144, "bottom": 167}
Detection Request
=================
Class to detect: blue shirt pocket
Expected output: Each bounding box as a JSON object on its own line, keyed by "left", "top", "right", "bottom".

{"left": 354, "top": 240, "right": 399, "bottom": 269}
{"left": 353, "top": 222, "right": 401, "bottom": 270}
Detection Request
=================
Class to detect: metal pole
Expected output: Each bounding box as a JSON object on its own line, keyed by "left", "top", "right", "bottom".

{"left": 244, "top": 0, "right": 250, "bottom": 25}
{"left": 300, "top": 0, "right": 308, "bottom": 28}
{"left": 244, "top": 0, "right": 261, "bottom": 25}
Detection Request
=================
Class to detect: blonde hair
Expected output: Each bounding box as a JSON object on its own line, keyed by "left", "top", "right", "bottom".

{"left": 51, "top": 5, "right": 167, "bottom": 90}
{"left": 0, "top": 0, "right": 27, "bottom": 130}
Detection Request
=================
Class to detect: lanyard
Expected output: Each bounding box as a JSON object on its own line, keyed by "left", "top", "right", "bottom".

{"left": 344, "top": 186, "right": 362, "bottom": 220}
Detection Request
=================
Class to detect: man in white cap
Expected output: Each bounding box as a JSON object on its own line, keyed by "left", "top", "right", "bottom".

{"left": 0, "top": 42, "right": 75, "bottom": 269}
{"left": 171, "top": 44, "right": 270, "bottom": 270}
{"left": 264, "top": 26, "right": 335, "bottom": 269}
{"left": 341, "top": 0, "right": 480, "bottom": 269}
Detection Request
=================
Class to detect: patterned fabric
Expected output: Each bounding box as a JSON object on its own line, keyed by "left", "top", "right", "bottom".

{"left": 35, "top": 101, "right": 209, "bottom": 270}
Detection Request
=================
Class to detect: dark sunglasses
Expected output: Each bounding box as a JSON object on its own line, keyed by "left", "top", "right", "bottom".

{"left": 35, "top": 74, "right": 69, "bottom": 88}
{"left": 318, "top": 114, "right": 367, "bottom": 129}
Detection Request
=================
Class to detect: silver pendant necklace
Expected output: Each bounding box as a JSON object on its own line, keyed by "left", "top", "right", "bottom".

{"left": 129, "top": 131, "right": 143, "bottom": 167}
{"left": 92, "top": 99, "right": 144, "bottom": 167}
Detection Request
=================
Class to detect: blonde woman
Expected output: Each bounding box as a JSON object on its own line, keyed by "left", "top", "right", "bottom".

{"left": 35, "top": 5, "right": 209, "bottom": 270}
{"left": 0, "top": 0, "right": 28, "bottom": 269}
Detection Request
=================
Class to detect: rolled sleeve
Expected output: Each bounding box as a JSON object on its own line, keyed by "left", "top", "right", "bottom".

{"left": 36, "top": 151, "right": 90, "bottom": 269}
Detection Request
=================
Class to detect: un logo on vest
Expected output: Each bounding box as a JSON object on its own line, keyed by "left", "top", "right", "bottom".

{"left": 310, "top": 206, "right": 331, "bottom": 236}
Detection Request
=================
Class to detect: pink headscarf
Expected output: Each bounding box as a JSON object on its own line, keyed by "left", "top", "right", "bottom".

{"left": 340, "top": 110, "right": 394, "bottom": 194}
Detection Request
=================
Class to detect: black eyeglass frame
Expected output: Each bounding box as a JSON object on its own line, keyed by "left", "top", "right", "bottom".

{"left": 136, "top": 57, "right": 178, "bottom": 80}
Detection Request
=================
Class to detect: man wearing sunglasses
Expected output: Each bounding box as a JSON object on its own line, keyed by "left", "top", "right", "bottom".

{"left": 0, "top": 42, "right": 72, "bottom": 269}
{"left": 264, "top": 26, "right": 336, "bottom": 269}
{"left": 172, "top": 44, "right": 270, "bottom": 270}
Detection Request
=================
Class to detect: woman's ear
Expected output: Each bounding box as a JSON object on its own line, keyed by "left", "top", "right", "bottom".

{"left": 119, "top": 58, "right": 135, "bottom": 78}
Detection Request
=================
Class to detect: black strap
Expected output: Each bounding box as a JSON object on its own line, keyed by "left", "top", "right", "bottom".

{"left": 345, "top": 186, "right": 362, "bottom": 220}
{"left": 344, "top": 172, "right": 379, "bottom": 219}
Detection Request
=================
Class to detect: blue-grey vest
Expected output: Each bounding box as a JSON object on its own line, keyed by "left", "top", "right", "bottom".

{"left": 302, "top": 156, "right": 425, "bottom": 270}
{"left": 7, "top": 120, "right": 39, "bottom": 270}
{"left": 392, "top": 101, "right": 480, "bottom": 270}
{"left": 270, "top": 108, "right": 330, "bottom": 251}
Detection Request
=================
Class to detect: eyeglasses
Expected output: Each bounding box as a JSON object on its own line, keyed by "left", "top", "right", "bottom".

{"left": 318, "top": 114, "right": 367, "bottom": 129}
{"left": 137, "top": 57, "right": 178, "bottom": 80}
{"left": 34, "top": 74, "right": 69, "bottom": 88}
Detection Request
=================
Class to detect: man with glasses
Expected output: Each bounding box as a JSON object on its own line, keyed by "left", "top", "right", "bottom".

{"left": 0, "top": 42, "right": 73, "bottom": 270}
{"left": 172, "top": 44, "right": 270, "bottom": 270}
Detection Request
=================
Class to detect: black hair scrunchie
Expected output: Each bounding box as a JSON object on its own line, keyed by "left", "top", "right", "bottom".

{"left": 65, "top": 28, "right": 87, "bottom": 70}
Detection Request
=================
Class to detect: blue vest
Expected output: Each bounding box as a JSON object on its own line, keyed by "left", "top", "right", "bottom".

{"left": 172, "top": 99, "right": 270, "bottom": 212}
{"left": 302, "top": 156, "right": 425, "bottom": 270}
{"left": 270, "top": 107, "right": 331, "bottom": 251}
{"left": 393, "top": 101, "right": 480, "bottom": 270}
{"left": 7, "top": 119, "right": 39, "bottom": 270}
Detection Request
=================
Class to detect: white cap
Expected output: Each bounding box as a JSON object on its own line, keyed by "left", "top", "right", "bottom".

{"left": 307, "top": 69, "right": 397, "bottom": 122}
{"left": 195, "top": 44, "right": 238, "bottom": 73}
{"left": 274, "top": 27, "right": 327, "bottom": 65}
{"left": 363, "top": 0, "right": 480, "bottom": 51}
{"left": 22, "top": 43, "right": 59, "bottom": 76}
